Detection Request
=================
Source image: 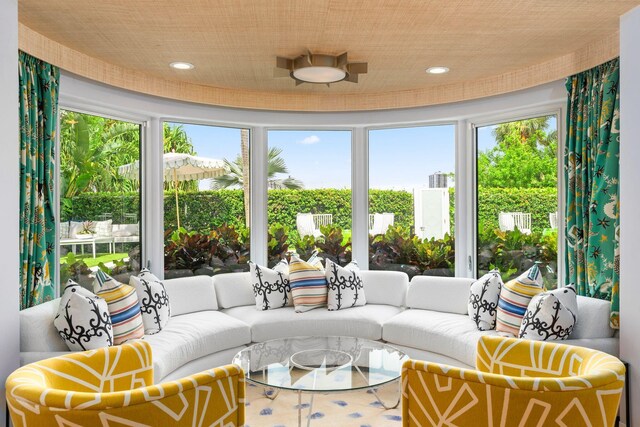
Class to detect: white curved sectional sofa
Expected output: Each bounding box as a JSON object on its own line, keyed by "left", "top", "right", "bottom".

{"left": 20, "top": 271, "right": 618, "bottom": 383}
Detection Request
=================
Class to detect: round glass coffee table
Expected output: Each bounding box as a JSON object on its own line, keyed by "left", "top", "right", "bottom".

{"left": 232, "top": 336, "right": 408, "bottom": 426}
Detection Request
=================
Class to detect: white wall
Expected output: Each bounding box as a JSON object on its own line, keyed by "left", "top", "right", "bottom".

{"left": 620, "top": 5, "right": 640, "bottom": 425}
{"left": 0, "top": 0, "right": 21, "bottom": 422}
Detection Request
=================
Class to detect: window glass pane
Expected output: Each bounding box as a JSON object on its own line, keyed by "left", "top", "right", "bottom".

{"left": 163, "top": 123, "right": 250, "bottom": 278}
{"left": 369, "top": 125, "right": 456, "bottom": 278}
{"left": 59, "top": 110, "right": 142, "bottom": 290}
{"left": 267, "top": 130, "right": 352, "bottom": 266}
{"left": 476, "top": 115, "right": 558, "bottom": 288}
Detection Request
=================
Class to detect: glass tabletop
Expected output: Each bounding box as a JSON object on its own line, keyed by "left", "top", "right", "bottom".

{"left": 232, "top": 336, "right": 408, "bottom": 392}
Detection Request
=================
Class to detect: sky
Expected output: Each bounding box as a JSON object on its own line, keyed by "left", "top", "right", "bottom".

{"left": 170, "top": 115, "right": 556, "bottom": 191}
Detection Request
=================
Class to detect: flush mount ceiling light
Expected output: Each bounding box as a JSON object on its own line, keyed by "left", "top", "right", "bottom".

{"left": 426, "top": 66, "right": 450, "bottom": 74}
{"left": 276, "top": 51, "right": 367, "bottom": 86}
{"left": 170, "top": 62, "right": 195, "bottom": 70}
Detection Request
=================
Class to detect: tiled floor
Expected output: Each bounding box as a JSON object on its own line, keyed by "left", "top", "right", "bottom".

{"left": 244, "top": 382, "right": 403, "bottom": 426}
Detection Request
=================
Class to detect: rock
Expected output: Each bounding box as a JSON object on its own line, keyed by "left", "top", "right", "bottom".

{"left": 163, "top": 269, "right": 194, "bottom": 279}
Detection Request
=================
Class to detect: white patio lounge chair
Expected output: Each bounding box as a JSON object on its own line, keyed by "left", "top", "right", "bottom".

{"left": 369, "top": 213, "right": 394, "bottom": 235}
{"left": 549, "top": 211, "right": 558, "bottom": 229}
{"left": 296, "top": 213, "right": 325, "bottom": 239}
{"left": 498, "top": 212, "right": 531, "bottom": 234}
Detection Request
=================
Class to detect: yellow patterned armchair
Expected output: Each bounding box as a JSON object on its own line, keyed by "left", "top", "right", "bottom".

{"left": 6, "top": 340, "right": 245, "bottom": 426}
{"left": 402, "top": 336, "right": 624, "bottom": 426}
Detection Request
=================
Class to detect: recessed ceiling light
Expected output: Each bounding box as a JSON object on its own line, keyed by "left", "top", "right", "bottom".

{"left": 170, "top": 62, "right": 195, "bottom": 70}
{"left": 426, "top": 66, "right": 449, "bottom": 74}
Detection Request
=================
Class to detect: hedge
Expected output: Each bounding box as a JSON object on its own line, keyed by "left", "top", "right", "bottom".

{"left": 65, "top": 187, "right": 557, "bottom": 233}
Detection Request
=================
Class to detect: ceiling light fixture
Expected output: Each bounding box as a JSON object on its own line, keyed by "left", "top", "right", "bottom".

{"left": 276, "top": 51, "right": 367, "bottom": 86}
{"left": 426, "top": 66, "right": 449, "bottom": 74}
{"left": 170, "top": 62, "right": 195, "bottom": 70}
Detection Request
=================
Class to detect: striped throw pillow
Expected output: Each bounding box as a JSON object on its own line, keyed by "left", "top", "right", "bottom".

{"left": 495, "top": 264, "right": 544, "bottom": 336}
{"left": 289, "top": 255, "right": 327, "bottom": 313}
{"left": 93, "top": 270, "right": 144, "bottom": 344}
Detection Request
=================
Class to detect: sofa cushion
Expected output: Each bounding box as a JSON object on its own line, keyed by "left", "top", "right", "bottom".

{"left": 21, "top": 299, "right": 68, "bottom": 352}
{"left": 54, "top": 281, "right": 113, "bottom": 351}
{"left": 93, "top": 270, "right": 144, "bottom": 345}
{"left": 359, "top": 271, "right": 408, "bottom": 307}
{"left": 290, "top": 255, "right": 328, "bottom": 312}
{"left": 143, "top": 311, "right": 251, "bottom": 381}
{"left": 519, "top": 284, "right": 577, "bottom": 341}
{"left": 130, "top": 269, "right": 171, "bottom": 334}
{"left": 383, "top": 309, "right": 498, "bottom": 366}
{"left": 250, "top": 260, "right": 292, "bottom": 310}
{"left": 326, "top": 260, "right": 365, "bottom": 310}
{"left": 163, "top": 275, "right": 217, "bottom": 315}
{"left": 468, "top": 271, "right": 502, "bottom": 330}
{"left": 407, "top": 276, "right": 474, "bottom": 313}
{"left": 223, "top": 304, "right": 402, "bottom": 342}
{"left": 572, "top": 295, "right": 615, "bottom": 339}
{"left": 496, "top": 265, "right": 544, "bottom": 336}
{"left": 213, "top": 272, "right": 254, "bottom": 309}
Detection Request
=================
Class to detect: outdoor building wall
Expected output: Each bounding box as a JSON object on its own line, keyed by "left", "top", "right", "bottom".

{"left": 620, "top": 5, "right": 640, "bottom": 425}
{"left": 0, "top": 0, "right": 21, "bottom": 420}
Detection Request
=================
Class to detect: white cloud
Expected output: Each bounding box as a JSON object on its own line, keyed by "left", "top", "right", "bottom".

{"left": 298, "top": 135, "right": 320, "bottom": 145}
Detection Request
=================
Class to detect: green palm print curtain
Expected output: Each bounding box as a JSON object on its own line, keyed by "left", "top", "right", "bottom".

{"left": 19, "top": 52, "right": 59, "bottom": 309}
{"left": 565, "top": 58, "right": 619, "bottom": 329}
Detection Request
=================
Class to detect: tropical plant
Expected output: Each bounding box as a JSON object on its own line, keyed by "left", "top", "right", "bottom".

{"left": 213, "top": 146, "right": 303, "bottom": 191}
{"left": 315, "top": 225, "right": 352, "bottom": 265}
{"left": 163, "top": 124, "right": 198, "bottom": 192}
{"left": 267, "top": 224, "right": 290, "bottom": 266}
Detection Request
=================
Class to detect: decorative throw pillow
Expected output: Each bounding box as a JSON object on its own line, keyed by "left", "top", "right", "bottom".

{"left": 289, "top": 255, "right": 327, "bottom": 313}
{"left": 519, "top": 284, "right": 578, "bottom": 341}
{"left": 250, "top": 259, "right": 292, "bottom": 310}
{"left": 93, "top": 270, "right": 144, "bottom": 345}
{"left": 495, "top": 264, "right": 544, "bottom": 336}
{"left": 129, "top": 269, "right": 171, "bottom": 334}
{"left": 468, "top": 270, "right": 503, "bottom": 330}
{"left": 94, "top": 219, "right": 113, "bottom": 237}
{"left": 326, "top": 259, "right": 366, "bottom": 311}
{"left": 54, "top": 280, "right": 113, "bottom": 351}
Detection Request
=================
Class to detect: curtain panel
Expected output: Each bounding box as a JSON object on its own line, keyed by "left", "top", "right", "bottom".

{"left": 565, "top": 58, "right": 620, "bottom": 328}
{"left": 19, "top": 52, "right": 59, "bottom": 309}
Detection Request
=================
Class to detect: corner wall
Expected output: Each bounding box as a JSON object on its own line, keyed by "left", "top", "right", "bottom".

{"left": 0, "top": 0, "right": 21, "bottom": 421}
{"left": 620, "top": 5, "right": 640, "bottom": 425}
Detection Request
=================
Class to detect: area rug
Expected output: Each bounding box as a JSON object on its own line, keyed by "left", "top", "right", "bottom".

{"left": 244, "top": 382, "right": 402, "bottom": 426}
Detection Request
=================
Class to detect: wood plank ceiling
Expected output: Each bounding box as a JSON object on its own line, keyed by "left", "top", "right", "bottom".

{"left": 17, "top": 0, "right": 640, "bottom": 111}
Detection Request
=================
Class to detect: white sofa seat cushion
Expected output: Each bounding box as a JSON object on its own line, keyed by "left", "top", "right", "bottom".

{"left": 383, "top": 309, "right": 497, "bottom": 366}
{"left": 223, "top": 304, "right": 403, "bottom": 342}
{"left": 143, "top": 311, "right": 251, "bottom": 381}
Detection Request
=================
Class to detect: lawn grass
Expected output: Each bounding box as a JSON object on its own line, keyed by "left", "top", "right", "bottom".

{"left": 60, "top": 252, "right": 129, "bottom": 267}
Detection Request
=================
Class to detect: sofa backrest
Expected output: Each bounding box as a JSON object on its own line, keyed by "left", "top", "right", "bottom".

{"left": 573, "top": 295, "right": 616, "bottom": 338}
{"left": 20, "top": 299, "right": 68, "bottom": 352}
{"left": 213, "top": 272, "right": 254, "bottom": 309}
{"left": 213, "top": 270, "right": 410, "bottom": 309}
{"left": 163, "top": 275, "right": 218, "bottom": 316}
{"left": 407, "top": 276, "right": 474, "bottom": 314}
{"left": 359, "top": 270, "right": 408, "bottom": 307}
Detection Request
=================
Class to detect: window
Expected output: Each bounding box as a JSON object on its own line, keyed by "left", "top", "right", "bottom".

{"left": 368, "top": 125, "right": 456, "bottom": 277}
{"left": 267, "top": 130, "right": 352, "bottom": 266}
{"left": 476, "top": 115, "right": 559, "bottom": 288}
{"left": 163, "top": 123, "right": 250, "bottom": 277}
{"left": 58, "top": 110, "right": 142, "bottom": 288}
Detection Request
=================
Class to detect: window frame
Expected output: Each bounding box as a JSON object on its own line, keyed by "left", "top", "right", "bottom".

{"left": 54, "top": 104, "right": 147, "bottom": 296}
{"left": 469, "top": 106, "right": 565, "bottom": 283}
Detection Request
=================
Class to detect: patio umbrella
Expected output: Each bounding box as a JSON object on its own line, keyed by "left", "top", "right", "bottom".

{"left": 118, "top": 152, "right": 227, "bottom": 229}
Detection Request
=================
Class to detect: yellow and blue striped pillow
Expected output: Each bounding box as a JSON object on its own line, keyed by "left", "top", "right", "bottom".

{"left": 94, "top": 270, "right": 144, "bottom": 344}
{"left": 289, "top": 255, "right": 327, "bottom": 313}
{"left": 495, "top": 264, "right": 544, "bottom": 336}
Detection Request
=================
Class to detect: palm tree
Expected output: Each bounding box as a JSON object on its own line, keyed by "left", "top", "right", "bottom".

{"left": 212, "top": 146, "right": 303, "bottom": 191}
{"left": 492, "top": 116, "right": 552, "bottom": 148}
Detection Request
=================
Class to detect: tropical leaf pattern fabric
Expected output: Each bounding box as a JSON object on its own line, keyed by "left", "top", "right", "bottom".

{"left": 565, "top": 58, "right": 620, "bottom": 329}
{"left": 19, "top": 52, "right": 59, "bottom": 310}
